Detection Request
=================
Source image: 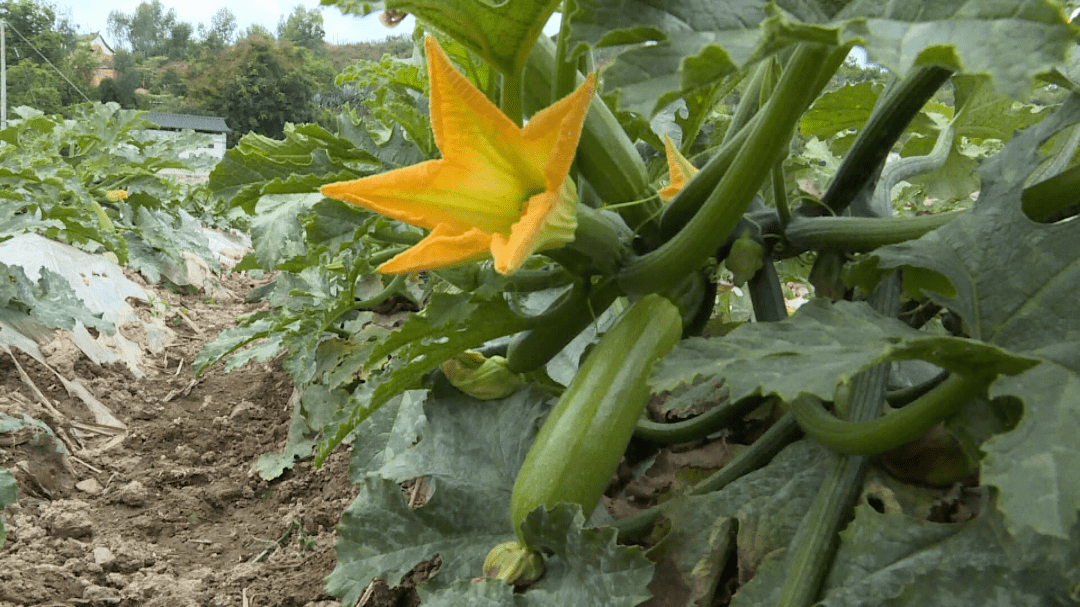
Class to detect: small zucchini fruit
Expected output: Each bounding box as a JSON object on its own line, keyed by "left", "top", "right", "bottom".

{"left": 510, "top": 294, "right": 682, "bottom": 544}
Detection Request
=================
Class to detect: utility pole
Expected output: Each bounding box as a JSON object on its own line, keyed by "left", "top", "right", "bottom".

{"left": 2, "top": 19, "right": 6, "bottom": 130}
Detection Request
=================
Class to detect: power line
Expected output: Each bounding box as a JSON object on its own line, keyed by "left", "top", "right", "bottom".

{"left": 1, "top": 18, "right": 92, "bottom": 103}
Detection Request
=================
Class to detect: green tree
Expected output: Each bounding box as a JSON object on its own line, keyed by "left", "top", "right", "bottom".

{"left": 165, "top": 21, "right": 193, "bottom": 59}
{"left": 199, "top": 7, "right": 237, "bottom": 51}
{"left": 243, "top": 23, "right": 274, "bottom": 41}
{"left": 0, "top": 0, "right": 89, "bottom": 110}
{"left": 277, "top": 5, "right": 324, "bottom": 52}
{"left": 193, "top": 37, "right": 330, "bottom": 145}
{"left": 1, "top": 0, "right": 71, "bottom": 65}
{"left": 157, "top": 65, "right": 187, "bottom": 96}
{"left": 97, "top": 49, "right": 144, "bottom": 109}
{"left": 106, "top": 0, "right": 181, "bottom": 57}
{"left": 6, "top": 62, "right": 63, "bottom": 113}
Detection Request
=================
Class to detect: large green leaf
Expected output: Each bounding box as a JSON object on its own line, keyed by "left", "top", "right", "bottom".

{"left": 510, "top": 505, "right": 653, "bottom": 606}
{"left": 327, "top": 475, "right": 513, "bottom": 604}
{"left": 661, "top": 440, "right": 832, "bottom": 607}
{"left": 800, "top": 81, "right": 884, "bottom": 141}
{"left": 849, "top": 96, "right": 1080, "bottom": 366}
{"left": 651, "top": 298, "right": 1036, "bottom": 404}
{"left": 347, "top": 389, "right": 428, "bottom": 482}
{"left": 416, "top": 505, "right": 654, "bottom": 606}
{"left": 374, "top": 383, "right": 549, "bottom": 501}
{"left": 814, "top": 501, "right": 1078, "bottom": 605}
{"left": 207, "top": 121, "right": 380, "bottom": 210}
{"left": 328, "top": 385, "right": 654, "bottom": 605}
{"left": 848, "top": 97, "right": 1080, "bottom": 540}
{"left": 569, "top": 0, "right": 1075, "bottom": 116}
{"left": 328, "top": 387, "right": 547, "bottom": 601}
{"left": 248, "top": 193, "right": 323, "bottom": 270}
{"left": 729, "top": 476, "right": 1079, "bottom": 605}
{"left": 323, "top": 0, "right": 560, "bottom": 77}
{"left": 983, "top": 362, "right": 1080, "bottom": 539}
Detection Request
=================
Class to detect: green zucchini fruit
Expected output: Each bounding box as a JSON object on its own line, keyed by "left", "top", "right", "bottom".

{"left": 510, "top": 294, "right": 682, "bottom": 544}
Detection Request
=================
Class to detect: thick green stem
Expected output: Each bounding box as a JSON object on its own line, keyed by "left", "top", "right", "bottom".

{"left": 790, "top": 371, "right": 991, "bottom": 455}
{"left": 501, "top": 71, "right": 524, "bottom": 127}
{"left": 553, "top": 0, "right": 578, "bottom": 104}
{"left": 777, "top": 273, "right": 899, "bottom": 606}
{"left": 619, "top": 44, "right": 840, "bottom": 296}
{"left": 784, "top": 211, "right": 964, "bottom": 252}
{"left": 720, "top": 60, "right": 768, "bottom": 148}
{"left": 504, "top": 277, "right": 622, "bottom": 373}
{"left": 748, "top": 255, "right": 787, "bottom": 323}
{"left": 772, "top": 157, "right": 791, "bottom": 227}
{"left": 803, "top": 66, "right": 954, "bottom": 218}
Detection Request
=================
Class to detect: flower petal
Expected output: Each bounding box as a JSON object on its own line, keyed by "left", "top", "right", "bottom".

{"left": 490, "top": 178, "right": 578, "bottom": 274}
{"left": 426, "top": 36, "right": 545, "bottom": 194}
{"left": 322, "top": 36, "right": 599, "bottom": 276}
{"left": 378, "top": 224, "right": 493, "bottom": 274}
{"left": 321, "top": 160, "right": 523, "bottom": 234}
{"left": 520, "top": 73, "right": 597, "bottom": 192}
{"left": 659, "top": 134, "right": 698, "bottom": 203}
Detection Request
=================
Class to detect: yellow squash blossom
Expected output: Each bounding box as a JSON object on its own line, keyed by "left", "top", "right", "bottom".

{"left": 105, "top": 190, "right": 128, "bottom": 202}
{"left": 321, "top": 36, "right": 598, "bottom": 275}
{"left": 657, "top": 134, "right": 698, "bottom": 204}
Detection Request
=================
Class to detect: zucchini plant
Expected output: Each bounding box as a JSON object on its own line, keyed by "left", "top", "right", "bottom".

{"left": 197, "top": 0, "right": 1080, "bottom": 604}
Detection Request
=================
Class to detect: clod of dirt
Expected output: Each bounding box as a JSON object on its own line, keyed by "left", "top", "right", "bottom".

{"left": 0, "top": 271, "right": 356, "bottom": 606}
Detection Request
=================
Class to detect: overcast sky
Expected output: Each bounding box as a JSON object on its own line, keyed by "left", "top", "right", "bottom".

{"left": 58, "top": 1, "right": 415, "bottom": 46}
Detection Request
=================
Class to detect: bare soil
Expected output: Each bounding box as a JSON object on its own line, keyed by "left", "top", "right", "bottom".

{"left": 0, "top": 270, "right": 412, "bottom": 607}
{"left": 0, "top": 267, "right": 755, "bottom": 607}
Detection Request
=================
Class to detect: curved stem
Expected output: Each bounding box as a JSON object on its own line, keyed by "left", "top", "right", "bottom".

{"left": 368, "top": 246, "right": 409, "bottom": 266}
{"left": 504, "top": 277, "right": 622, "bottom": 373}
{"left": 789, "top": 372, "right": 992, "bottom": 455}
{"left": 370, "top": 227, "right": 423, "bottom": 245}
{"left": 502, "top": 267, "right": 575, "bottom": 292}
{"left": 352, "top": 273, "right": 407, "bottom": 310}
{"left": 633, "top": 395, "right": 766, "bottom": 445}
{"left": 613, "top": 413, "right": 803, "bottom": 541}
{"left": 619, "top": 44, "right": 840, "bottom": 296}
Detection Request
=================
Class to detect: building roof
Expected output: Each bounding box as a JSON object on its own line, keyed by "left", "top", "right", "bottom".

{"left": 143, "top": 112, "right": 230, "bottom": 133}
{"left": 82, "top": 33, "right": 115, "bottom": 55}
